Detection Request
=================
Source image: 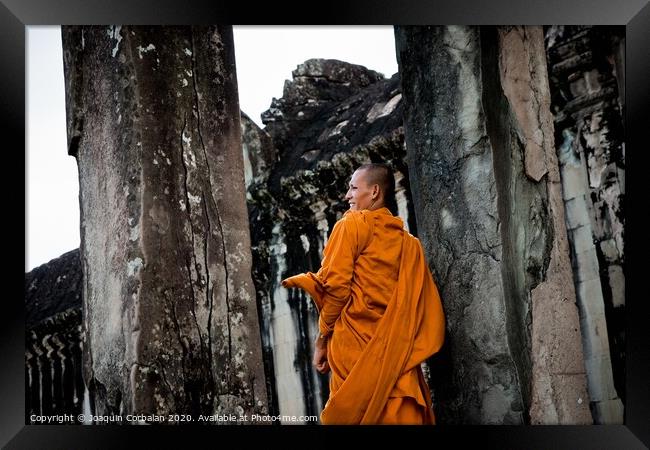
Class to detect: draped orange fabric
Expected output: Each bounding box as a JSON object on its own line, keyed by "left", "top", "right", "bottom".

{"left": 282, "top": 207, "right": 445, "bottom": 424}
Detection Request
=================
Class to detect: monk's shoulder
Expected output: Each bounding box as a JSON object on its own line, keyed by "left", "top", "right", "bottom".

{"left": 405, "top": 230, "right": 419, "bottom": 241}
{"left": 350, "top": 210, "right": 375, "bottom": 226}
{"left": 341, "top": 209, "right": 367, "bottom": 224}
{"left": 339, "top": 210, "right": 372, "bottom": 236}
{"left": 402, "top": 230, "right": 423, "bottom": 247}
{"left": 404, "top": 230, "right": 422, "bottom": 247}
{"left": 410, "top": 234, "right": 432, "bottom": 264}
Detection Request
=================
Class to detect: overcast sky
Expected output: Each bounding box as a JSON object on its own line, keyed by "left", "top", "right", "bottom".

{"left": 26, "top": 26, "right": 398, "bottom": 271}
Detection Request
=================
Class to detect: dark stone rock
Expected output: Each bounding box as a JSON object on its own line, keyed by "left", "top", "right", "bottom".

{"left": 25, "top": 249, "right": 82, "bottom": 329}
{"left": 25, "top": 250, "right": 84, "bottom": 421}
{"left": 261, "top": 58, "right": 385, "bottom": 154}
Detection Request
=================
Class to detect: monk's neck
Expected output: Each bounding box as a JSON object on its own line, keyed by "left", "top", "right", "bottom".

{"left": 366, "top": 200, "right": 386, "bottom": 212}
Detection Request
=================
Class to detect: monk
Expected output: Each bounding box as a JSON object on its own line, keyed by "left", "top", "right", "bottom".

{"left": 281, "top": 163, "right": 445, "bottom": 425}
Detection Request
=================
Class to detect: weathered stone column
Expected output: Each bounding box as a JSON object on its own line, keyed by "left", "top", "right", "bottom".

{"left": 494, "top": 26, "right": 593, "bottom": 424}
{"left": 395, "top": 25, "right": 592, "bottom": 424}
{"left": 62, "top": 26, "right": 267, "bottom": 421}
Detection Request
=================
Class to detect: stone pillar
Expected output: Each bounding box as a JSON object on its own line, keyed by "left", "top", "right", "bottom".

{"left": 62, "top": 26, "right": 267, "bottom": 421}
{"left": 395, "top": 25, "right": 592, "bottom": 424}
{"left": 495, "top": 26, "right": 592, "bottom": 424}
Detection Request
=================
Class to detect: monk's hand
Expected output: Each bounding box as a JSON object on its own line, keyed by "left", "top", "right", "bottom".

{"left": 313, "top": 334, "right": 330, "bottom": 374}
{"left": 281, "top": 275, "right": 298, "bottom": 288}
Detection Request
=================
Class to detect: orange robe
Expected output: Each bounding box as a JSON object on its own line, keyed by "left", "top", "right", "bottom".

{"left": 282, "top": 207, "right": 445, "bottom": 424}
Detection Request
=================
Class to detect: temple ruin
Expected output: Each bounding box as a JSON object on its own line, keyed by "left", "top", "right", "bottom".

{"left": 26, "top": 25, "right": 625, "bottom": 425}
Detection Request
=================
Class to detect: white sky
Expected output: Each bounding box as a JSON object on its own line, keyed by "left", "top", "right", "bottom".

{"left": 26, "top": 25, "right": 398, "bottom": 271}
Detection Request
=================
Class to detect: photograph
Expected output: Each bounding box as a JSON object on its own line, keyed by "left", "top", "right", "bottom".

{"left": 7, "top": 0, "right": 649, "bottom": 448}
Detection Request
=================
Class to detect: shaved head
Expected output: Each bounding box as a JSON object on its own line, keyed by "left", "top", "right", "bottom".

{"left": 357, "top": 163, "right": 395, "bottom": 205}
{"left": 345, "top": 162, "right": 397, "bottom": 212}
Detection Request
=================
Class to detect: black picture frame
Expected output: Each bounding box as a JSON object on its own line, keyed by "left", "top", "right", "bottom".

{"left": 6, "top": 0, "right": 649, "bottom": 447}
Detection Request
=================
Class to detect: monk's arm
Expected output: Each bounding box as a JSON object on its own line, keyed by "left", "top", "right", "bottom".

{"left": 315, "top": 216, "right": 358, "bottom": 337}
{"left": 313, "top": 333, "right": 330, "bottom": 374}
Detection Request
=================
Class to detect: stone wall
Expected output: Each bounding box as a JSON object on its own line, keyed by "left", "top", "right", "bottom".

{"left": 25, "top": 250, "right": 84, "bottom": 422}
{"left": 545, "top": 25, "right": 625, "bottom": 424}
